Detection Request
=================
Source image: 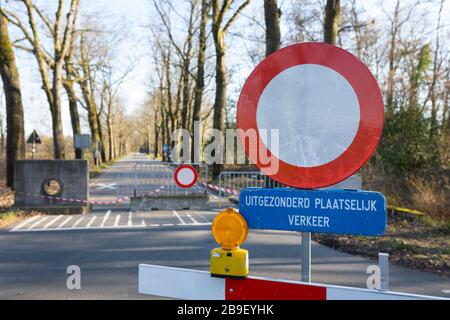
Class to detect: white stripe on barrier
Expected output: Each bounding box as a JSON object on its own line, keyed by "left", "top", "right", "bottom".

{"left": 139, "top": 264, "right": 225, "bottom": 300}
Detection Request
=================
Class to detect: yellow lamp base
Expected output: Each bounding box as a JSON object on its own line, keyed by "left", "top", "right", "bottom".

{"left": 210, "top": 247, "right": 249, "bottom": 279}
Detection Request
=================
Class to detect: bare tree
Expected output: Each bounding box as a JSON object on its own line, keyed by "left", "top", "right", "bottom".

{"left": 1, "top": 0, "right": 80, "bottom": 159}
{"left": 264, "top": 0, "right": 281, "bottom": 56}
{"left": 0, "top": 12, "right": 26, "bottom": 188}
{"left": 383, "top": 0, "right": 420, "bottom": 116}
{"left": 76, "top": 32, "right": 106, "bottom": 164}
{"left": 100, "top": 63, "right": 134, "bottom": 161}
{"left": 211, "top": 0, "right": 250, "bottom": 177}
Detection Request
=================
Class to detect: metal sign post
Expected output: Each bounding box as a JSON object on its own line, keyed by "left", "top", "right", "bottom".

{"left": 27, "top": 130, "right": 42, "bottom": 160}
{"left": 301, "top": 232, "right": 311, "bottom": 282}
{"left": 32, "top": 140, "right": 35, "bottom": 160}
{"left": 74, "top": 134, "right": 91, "bottom": 160}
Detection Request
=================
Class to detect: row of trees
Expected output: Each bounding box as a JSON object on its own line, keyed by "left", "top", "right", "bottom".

{"left": 140, "top": 0, "right": 368, "bottom": 175}
{"left": 139, "top": 0, "right": 448, "bottom": 213}
{"left": 0, "top": 1, "right": 135, "bottom": 187}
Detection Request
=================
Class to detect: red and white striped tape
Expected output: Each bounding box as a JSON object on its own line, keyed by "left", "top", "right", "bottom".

{"left": 15, "top": 186, "right": 167, "bottom": 206}
{"left": 138, "top": 264, "right": 446, "bottom": 300}
{"left": 202, "top": 183, "right": 239, "bottom": 196}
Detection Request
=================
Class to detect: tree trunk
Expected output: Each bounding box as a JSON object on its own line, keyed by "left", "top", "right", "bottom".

{"left": 211, "top": 0, "right": 250, "bottom": 177}
{"left": 0, "top": 14, "right": 26, "bottom": 188}
{"left": 386, "top": 0, "right": 400, "bottom": 117}
{"left": 51, "top": 61, "right": 66, "bottom": 159}
{"left": 323, "top": 0, "right": 340, "bottom": 45}
{"left": 264, "top": 0, "right": 281, "bottom": 56}
{"left": 96, "top": 111, "right": 107, "bottom": 163}
{"left": 154, "top": 117, "right": 159, "bottom": 158}
{"left": 0, "top": 112, "right": 5, "bottom": 154}
{"left": 63, "top": 80, "right": 82, "bottom": 159}
{"left": 191, "top": 0, "right": 208, "bottom": 163}
{"left": 107, "top": 105, "right": 115, "bottom": 161}
{"left": 164, "top": 50, "right": 175, "bottom": 147}
{"left": 180, "top": 1, "right": 195, "bottom": 132}
{"left": 81, "top": 84, "right": 102, "bottom": 165}
{"left": 212, "top": 33, "right": 226, "bottom": 177}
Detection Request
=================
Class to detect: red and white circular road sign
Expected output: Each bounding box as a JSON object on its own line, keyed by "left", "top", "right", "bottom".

{"left": 237, "top": 42, "right": 384, "bottom": 189}
{"left": 174, "top": 165, "right": 198, "bottom": 189}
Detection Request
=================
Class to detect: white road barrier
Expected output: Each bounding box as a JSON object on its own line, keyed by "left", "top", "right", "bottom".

{"left": 138, "top": 264, "right": 448, "bottom": 301}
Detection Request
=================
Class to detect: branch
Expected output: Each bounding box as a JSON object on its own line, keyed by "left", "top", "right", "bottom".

{"left": 0, "top": 8, "right": 34, "bottom": 46}
{"left": 31, "top": 3, "right": 54, "bottom": 37}
{"left": 152, "top": 0, "right": 184, "bottom": 58}
{"left": 223, "top": 0, "right": 250, "bottom": 33}
{"left": 61, "top": 0, "right": 80, "bottom": 59}
{"left": 216, "top": 0, "right": 232, "bottom": 27}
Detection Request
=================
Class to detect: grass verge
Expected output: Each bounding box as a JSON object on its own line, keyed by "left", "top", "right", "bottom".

{"left": 0, "top": 210, "right": 41, "bottom": 229}
{"left": 313, "top": 215, "right": 450, "bottom": 277}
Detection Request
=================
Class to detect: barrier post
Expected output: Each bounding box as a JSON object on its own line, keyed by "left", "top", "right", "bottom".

{"left": 379, "top": 253, "right": 389, "bottom": 291}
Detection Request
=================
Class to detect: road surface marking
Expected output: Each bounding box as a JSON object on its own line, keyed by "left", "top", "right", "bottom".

{"left": 10, "top": 215, "right": 41, "bottom": 231}
{"left": 186, "top": 213, "right": 199, "bottom": 225}
{"left": 442, "top": 290, "right": 450, "bottom": 294}
{"left": 43, "top": 215, "right": 63, "bottom": 229}
{"left": 28, "top": 216, "right": 48, "bottom": 230}
{"left": 96, "top": 183, "right": 117, "bottom": 190}
{"left": 57, "top": 216, "right": 73, "bottom": 229}
{"left": 172, "top": 210, "right": 186, "bottom": 225}
{"left": 128, "top": 211, "right": 133, "bottom": 227}
{"left": 73, "top": 216, "right": 84, "bottom": 228}
{"left": 194, "top": 211, "right": 211, "bottom": 223}
{"left": 100, "top": 210, "right": 111, "bottom": 227}
{"left": 86, "top": 216, "right": 97, "bottom": 228}
{"left": 10, "top": 220, "right": 213, "bottom": 232}
{"left": 113, "top": 214, "right": 121, "bottom": 227}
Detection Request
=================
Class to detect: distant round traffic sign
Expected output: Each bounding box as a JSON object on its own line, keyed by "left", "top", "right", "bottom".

{"left": 237, "top": 42, "right": 384, "bottom": 189}
{"left": 174, "top": 165, "right": 198, "bottom": 189}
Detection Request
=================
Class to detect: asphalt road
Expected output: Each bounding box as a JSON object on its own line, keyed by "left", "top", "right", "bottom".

{"left": 0, "top": 154, "right": 449, "bottom": 300}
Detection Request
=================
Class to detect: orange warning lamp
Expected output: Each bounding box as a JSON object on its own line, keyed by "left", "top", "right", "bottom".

{"left": 210, "top": 208, "right": 249, "bottom": 279}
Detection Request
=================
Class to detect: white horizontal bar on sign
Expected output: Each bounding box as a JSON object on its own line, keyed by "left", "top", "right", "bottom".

{"left": 138, "top": 264, "right": 225, "bottom": 300}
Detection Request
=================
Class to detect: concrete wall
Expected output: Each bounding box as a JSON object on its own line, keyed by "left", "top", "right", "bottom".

{"left": 131, "top": 194, "right": 209, "bottom": 211}
{"left": 14, "top": 160, "right": 89, "bottom": 208}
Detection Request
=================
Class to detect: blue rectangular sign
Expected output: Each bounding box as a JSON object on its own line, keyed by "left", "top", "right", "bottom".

{"left": 239, "top": 188, "right": 387, "bottom": 236}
